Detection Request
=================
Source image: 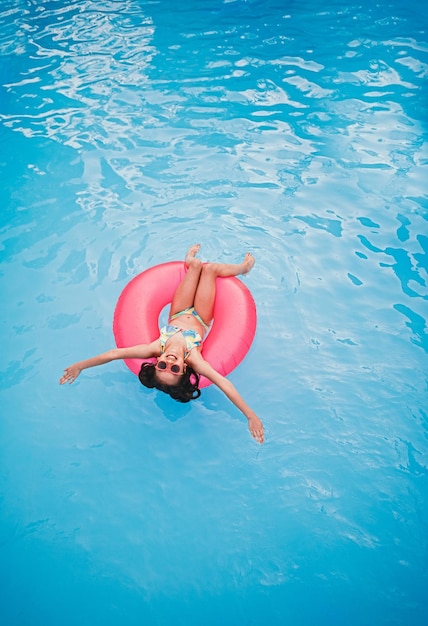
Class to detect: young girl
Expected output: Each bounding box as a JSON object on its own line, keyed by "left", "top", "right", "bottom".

{"left": 59, "top": 244, "right": 264, "bottom": 444}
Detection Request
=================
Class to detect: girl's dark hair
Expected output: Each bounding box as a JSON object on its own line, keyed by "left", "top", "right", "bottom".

{"left": 138, "top": 362, "right": 201, "bottom": 403}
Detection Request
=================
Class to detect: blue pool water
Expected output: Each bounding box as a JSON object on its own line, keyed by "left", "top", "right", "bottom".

{"left": 1, "top": 0, "right": 427, "bottom": 624}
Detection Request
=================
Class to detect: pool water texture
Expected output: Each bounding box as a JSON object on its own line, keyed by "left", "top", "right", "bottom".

{"left": 1, "top": 1, "right": 427, "bottom": 625}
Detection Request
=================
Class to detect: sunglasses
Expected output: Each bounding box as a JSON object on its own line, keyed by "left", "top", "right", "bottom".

{"left": 155, "top": 360, "right": 184, "bottom": 375}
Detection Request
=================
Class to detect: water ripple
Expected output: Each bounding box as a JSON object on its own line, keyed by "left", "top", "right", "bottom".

{"left": 1, "top": 2, "right": 428, "bottom": 621}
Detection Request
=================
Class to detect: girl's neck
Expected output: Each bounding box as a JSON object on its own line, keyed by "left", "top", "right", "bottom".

{"left": 164, "top": 333, "right": 185, "bottom": 357}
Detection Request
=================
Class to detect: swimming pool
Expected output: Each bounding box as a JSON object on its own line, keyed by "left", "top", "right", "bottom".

{"left": 1, "top": 0, "right": 427, "bottom": 624}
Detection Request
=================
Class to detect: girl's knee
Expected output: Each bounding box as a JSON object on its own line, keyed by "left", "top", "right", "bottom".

{"left": 201, "top": 262, "right": 219, "bottom": 277}
{"left": 187, "top": 257, "right": 203, "bottom": 272}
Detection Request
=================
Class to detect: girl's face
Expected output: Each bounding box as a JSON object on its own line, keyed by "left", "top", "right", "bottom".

{"left": 155, "top": 354, "right": 185, "bottom": 386}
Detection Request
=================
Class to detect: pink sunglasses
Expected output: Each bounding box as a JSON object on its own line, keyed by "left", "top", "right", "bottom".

{"left": 155, "top": 360, "right": 184, "bottom": 376}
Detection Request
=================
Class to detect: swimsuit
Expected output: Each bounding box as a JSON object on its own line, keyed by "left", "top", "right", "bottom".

{"left": 159, "top": 326, "right": 202, "bottom": 360}
{"left": 159, "top": 307, "right": 210, "bottom": 360}
{"left": 169, "top": 307, "right": 210, "bottom": 332}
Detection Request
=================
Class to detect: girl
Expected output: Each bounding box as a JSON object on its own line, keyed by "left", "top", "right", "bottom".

{"left": 59, "top": 244, "right": 264, "bottom": 444}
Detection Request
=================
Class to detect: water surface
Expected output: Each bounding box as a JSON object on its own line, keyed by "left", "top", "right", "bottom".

{"left": 1, "top": 1, "right": 427, "bottom": 624}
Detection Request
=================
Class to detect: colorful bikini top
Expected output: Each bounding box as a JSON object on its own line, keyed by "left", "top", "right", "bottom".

{"left": 159, "top": 325, "right": 202, "bottom": 360}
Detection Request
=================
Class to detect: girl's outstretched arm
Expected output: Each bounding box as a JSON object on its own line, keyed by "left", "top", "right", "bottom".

{"left": 59, "top": 341, "right": 160, "bottom": 385}
{"left": 189, "top": 353, "right": 264, "bottom": 444}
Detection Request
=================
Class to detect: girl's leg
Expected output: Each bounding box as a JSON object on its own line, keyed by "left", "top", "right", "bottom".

{"left": 194, "top": 253, "right": 255, "bottom": 324}
{"left": 169, "top": 245, "right": 203, "bottom": 317}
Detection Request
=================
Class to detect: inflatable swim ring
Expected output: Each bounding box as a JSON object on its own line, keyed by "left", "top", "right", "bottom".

{"left": 113, "top": 261, "right": 257, "bottom": 388}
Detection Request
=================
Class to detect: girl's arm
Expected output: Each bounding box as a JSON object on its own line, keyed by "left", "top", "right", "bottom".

{"left": 189, "top": 353, "right": 264, "bottom": 444}
{"left": 59, "top": 341, "right": 160, "bottom": 385}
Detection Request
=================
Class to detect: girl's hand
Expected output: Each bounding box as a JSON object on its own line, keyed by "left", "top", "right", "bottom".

{"left": 59, "top": 364, "right": 82, "bottom": 385}
{"left": 248, "top": 414, "right": 265, "bottom": 444}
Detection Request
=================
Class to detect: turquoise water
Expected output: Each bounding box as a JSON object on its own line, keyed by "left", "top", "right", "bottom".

{"left": 1, "top": 0, "right": 427, "bottom": 624}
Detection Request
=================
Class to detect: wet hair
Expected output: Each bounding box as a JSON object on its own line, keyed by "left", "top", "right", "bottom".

{"left": 138, "top": 362, "right": 201, "bottom": 403}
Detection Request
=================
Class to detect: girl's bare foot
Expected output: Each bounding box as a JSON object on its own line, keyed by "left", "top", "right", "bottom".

{"left": 241, "top": 252, "right": 255, "bottom": 275}
{"left": 185, "top": 244, "right": 201, "bottom": 267}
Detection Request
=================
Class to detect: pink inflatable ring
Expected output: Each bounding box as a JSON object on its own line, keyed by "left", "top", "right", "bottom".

{"left": 113, "top": 261, "right": 257, "bottom": 388}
